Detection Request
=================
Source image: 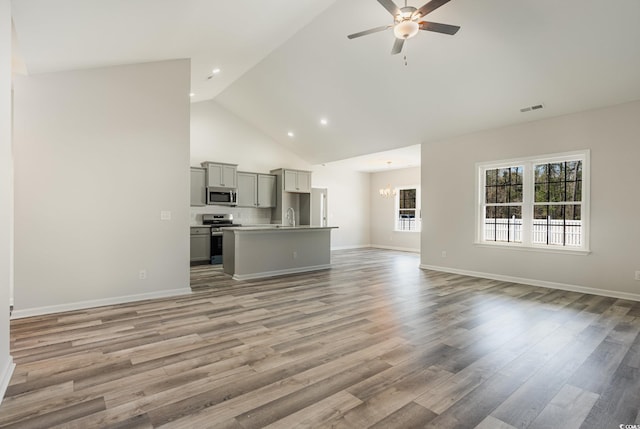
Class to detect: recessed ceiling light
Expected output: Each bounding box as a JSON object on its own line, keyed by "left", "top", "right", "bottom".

{"left": 287, "top": 131, "right": 295, "bottom": 137}
{"left": 207, "top": 68, "right": 222, "bottom": 80}
{"left": 189, "top": 92, "right": 195, "bottom": 97}
{"left": 320, "top": 118, "right": 328, "bottom": 126}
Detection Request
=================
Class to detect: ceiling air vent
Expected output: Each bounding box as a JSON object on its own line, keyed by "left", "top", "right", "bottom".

{"left": 520, "top": 104, "right": 544, "bottom": 113}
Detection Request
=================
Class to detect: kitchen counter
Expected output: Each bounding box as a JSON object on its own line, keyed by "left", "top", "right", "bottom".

{"left": 222, "top": 226, "right": 337, "bottom": 280}
{"left": 226, "top": 225, "right": 337, "bottom": 231}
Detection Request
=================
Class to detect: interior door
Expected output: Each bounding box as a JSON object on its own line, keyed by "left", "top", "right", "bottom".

{"left": 311, "top": 188, "right": 328, "bottom": 227}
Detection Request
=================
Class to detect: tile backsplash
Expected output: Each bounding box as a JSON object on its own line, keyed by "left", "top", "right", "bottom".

{"left": 190, "top": 205, "right": 272, "bottom": 226}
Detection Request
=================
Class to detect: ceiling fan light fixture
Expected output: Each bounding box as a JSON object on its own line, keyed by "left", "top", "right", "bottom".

{"left": 393, "top": 20, "right": 419, "bottom": 39}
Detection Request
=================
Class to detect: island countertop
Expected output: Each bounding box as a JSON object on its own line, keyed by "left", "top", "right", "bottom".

{"left": 225, "top": 225, "right": 338, "bottom": 232}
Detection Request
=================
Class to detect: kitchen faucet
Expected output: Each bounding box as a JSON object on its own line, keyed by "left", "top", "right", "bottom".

{"left": 286, "top": 207, "right": 296, "bottom": 227}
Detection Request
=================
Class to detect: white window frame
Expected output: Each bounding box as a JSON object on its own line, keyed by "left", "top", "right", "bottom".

{"left": 475, "top": 150, "right": 590, "bottom": 254}
{"left": 395, "top": 186, "right": 421, "bottom": 232}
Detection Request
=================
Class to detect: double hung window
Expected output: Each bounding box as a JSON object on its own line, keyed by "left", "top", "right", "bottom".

{"left": 396, "top": 187, "right": 421, "bottom": 232}
{"left": 477, "top": 151, "right": 589, "bottom": 252}
{"left": 484, "top": 166, "right": 523, "bottom": 243}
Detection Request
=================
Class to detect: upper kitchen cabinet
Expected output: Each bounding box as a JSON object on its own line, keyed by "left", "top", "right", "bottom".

{"left": 270, "top": 168, "right": 312, "bottom": 225}
{"left": 237, "top": 172, "right": 276, "bottom": 208}
{"left": 280, "top": 169, "right": 311, "bottom": 193}
{"left": 190, "top": 167, "right": 207, "bottom": 206}
{"left": 257, "top": 174, "right": 276, "bottom": 207}
{"left": 237, "top": 172, "right": 257, "bottom": 207}
{"left": 201, "top": 161, "right": 237, "bottom": 188}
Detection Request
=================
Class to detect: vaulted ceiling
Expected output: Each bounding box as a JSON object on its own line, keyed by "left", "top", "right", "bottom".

{"left": 11, "top": 0, "right": 640, "bottom": 166}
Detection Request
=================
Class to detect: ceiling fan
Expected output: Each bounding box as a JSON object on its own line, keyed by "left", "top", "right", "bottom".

{"left": 347, "top": 0, "right": 460, "bottom": 55}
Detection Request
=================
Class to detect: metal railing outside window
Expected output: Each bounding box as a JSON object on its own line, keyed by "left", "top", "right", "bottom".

{"left": 484, "top": 218, "right": 582, "bottom": 246}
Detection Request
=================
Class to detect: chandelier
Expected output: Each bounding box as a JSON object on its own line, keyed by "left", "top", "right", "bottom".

{"left": 379, "top": 185, "right": 396, "bottom": 198}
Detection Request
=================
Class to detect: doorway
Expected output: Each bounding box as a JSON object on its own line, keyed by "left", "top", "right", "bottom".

{"left": 311, "top": 188, "right": 328, "bottom": 227}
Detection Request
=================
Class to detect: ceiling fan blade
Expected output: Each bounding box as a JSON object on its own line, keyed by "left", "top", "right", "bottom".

{"left": 419, "top": 21, "right": 460, "bottom": 35}
{"left": 414, "top": 0, "right": 452, "bottom": 19}
{"left": 347, "top": 25, "right": 392, "bottom": 39}
{"left": 377, "top": 0, "right": 400, "bottom": 16}
{"left": 391, "top": 38, "right": 405, "bottom": 55}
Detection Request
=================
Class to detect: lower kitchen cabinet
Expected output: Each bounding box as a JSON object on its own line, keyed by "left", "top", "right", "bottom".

{"left": 190, "top": 227, "right": 210, "bottom": 264}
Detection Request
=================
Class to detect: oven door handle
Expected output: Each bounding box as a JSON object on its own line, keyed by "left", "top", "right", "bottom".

{"left": 211, "top": 232, "right": 223, "bottom": 236}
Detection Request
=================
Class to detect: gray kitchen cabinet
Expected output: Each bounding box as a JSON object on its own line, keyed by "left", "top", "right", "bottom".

{"left": 270, "top": 168, "right": 312, "bottom": 225}
{"left": 237, "top": 172, "right": 276, "bottom": 208}
{"left": 282, "top": 169, "right": 311, "bottom": 193}
{"left": 190, "top": 167, "right": 207, "bottom": 206}
{"left": 237, "top": 172, "right": 257, "bottom": 207}
{"left": 257, "top": 174, "right": 276, "bottom": 207}
{"left": 202, "top": 162, "right": 237, "bottom": 188}
{"left": 190, "top": 227, "right": 210, "bottom": 263}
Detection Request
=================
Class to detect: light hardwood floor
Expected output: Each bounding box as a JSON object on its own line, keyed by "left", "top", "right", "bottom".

{"left": 1, "top": 249, "right": 639, "bottom": 428}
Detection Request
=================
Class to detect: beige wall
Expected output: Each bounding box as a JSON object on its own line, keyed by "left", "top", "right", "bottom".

{"left": 370, "top": 167, "right": 421, "bottom": 252}
{"left": 312, "top": 165, "right": 371, "bottom": 249}
{"left": 0, "top": 0, "right": 14, "bottom": 401}
{"left": 421, "top": 100, "right": 640, "bottom": 299}
{"left": 13, "top": 60, "right": 192, "bottom": 316}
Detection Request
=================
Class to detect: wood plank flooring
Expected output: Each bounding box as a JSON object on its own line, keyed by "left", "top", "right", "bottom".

{"left": 2, "top": 248, "right": 639, "bottom": 428}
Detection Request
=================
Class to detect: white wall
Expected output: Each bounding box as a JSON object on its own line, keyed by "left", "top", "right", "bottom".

{"left": 421, "top": 100, "right": 640, "bottom": 299}
{"left": 370, "top": 167, "right": 420, "bottom": 252}
{"left": 191, "top": 100, "right": 371, "bottom": 248}
{"left": 312, "top": 166, "right": 370, "bottom": 249}
{"left": 13, "top": 60, "right": 192, "bottom": 317}
{"left": 191, "top": 100, "right": 311, "bottom": 172}
{"left": 0, "top": 0, "right": 15, "bottom": 402}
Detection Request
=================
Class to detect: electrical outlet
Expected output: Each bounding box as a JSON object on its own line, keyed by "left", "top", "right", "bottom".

{"left": 441, "top": 251, "right": 447, "bottom": 258}
{"left": 139, "top": 269, "right": 147, "bottom": 280}
{"left": 635, "top": 271, "right": 640, "bottom": 281}
{"left": 160, "top": 211, "right": 171, "bottom": 221}
{"left": 293, "top": 251, "right": 298, "bottom": 259}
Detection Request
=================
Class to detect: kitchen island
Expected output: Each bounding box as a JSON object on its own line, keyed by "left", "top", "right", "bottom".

{"left": 222, "top": 226, "right": 337, "bottom": 280}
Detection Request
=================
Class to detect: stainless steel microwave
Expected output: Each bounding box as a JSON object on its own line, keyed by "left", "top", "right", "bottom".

{"left": 206, "top": 188, "right": 237, "bottom": 206}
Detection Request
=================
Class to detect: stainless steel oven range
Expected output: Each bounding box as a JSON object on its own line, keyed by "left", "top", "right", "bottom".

{"left": 202, "top": 214, "right": 241, "bottom": 265}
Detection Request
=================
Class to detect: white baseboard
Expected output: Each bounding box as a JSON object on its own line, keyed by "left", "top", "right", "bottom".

{"left": 233, "top": 264, "right": 332, "bottom": 281}
{"left": 420, "top": 264, "right": 640, "bottom": 302}
{"left": 331, "top": 244, "right": 372, "bottom": 251}
{"left": 371, "top": 245, "right": 420, "bottom": 253}
{"left": 331, "top": 245, "right": 420, "bottom": 253}
{"left": 11, "top": 288, "right": 193, "bottom": 319}
{"left": 0, "top": 356, "right": 15, "bottom": 405}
